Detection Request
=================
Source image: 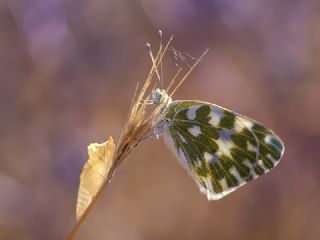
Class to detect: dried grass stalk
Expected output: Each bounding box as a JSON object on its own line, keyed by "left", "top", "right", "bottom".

{"left": 68, "top": 36, "right": 207, "bottom": 239}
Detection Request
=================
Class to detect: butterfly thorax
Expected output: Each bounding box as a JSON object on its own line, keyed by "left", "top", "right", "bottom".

{"left": 152, "top": 88, "right": 173, "bottom": 135}
{"left": 152, "top": 88, "right": 172, "bottom": 107}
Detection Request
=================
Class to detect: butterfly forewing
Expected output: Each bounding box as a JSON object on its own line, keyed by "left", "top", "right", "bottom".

{"left": 162, "top": 101, "right": 284, "bottom": 200}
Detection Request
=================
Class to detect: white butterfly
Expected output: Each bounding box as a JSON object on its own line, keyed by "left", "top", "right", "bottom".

{"left": 152, "top": 88, "right": 285, "bottom": 200}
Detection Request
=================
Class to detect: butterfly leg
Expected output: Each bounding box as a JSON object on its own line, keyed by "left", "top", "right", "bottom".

{"left": 138, "top": 132, "right": 160, "bottom": 141}
{"left": 138, "top": 119, "right": 169, "bottom": 141}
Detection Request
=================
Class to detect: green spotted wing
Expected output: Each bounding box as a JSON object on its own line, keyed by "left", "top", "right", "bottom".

{"left": 162, "top": 101, "right": 285, "bottom": 200}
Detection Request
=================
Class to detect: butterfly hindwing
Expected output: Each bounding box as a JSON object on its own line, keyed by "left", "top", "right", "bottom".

{"left": 162, "top": 101, "right": 284, "bottom": 200}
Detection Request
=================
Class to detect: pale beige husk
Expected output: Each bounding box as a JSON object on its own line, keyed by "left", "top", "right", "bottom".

{"left": 76, "top": 136, "right": 115, "bottom": 220}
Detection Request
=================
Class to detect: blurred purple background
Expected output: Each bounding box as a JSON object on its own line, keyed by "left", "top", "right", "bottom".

{"left": 1, "top": 0, "right": 320, "bottom": 239}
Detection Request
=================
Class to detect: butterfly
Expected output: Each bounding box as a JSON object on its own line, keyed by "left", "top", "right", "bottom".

{"left": 152, "top": 88, "right": 285, "bottom": 200}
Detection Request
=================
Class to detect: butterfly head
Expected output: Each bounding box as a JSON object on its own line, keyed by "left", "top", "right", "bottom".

{"left": 152, "top": 88, "right": 172, "bottom": 106}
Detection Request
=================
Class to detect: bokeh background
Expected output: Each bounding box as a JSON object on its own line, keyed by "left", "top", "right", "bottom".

{"left": 1, "top": 0, "right": 320, "bottom": 239}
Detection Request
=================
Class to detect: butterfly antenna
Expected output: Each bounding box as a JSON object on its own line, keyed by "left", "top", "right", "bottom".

{"left": 170, "top": 48, "right": 209, "bottom": 97}
{"left": 166, "top": 66, "right": 182, "bottom": 93}
{"left": 158, "top": 30, "right": 164, "bottom": 89}
{"left": 146, "top": 42, "right": 162, "bottom": 89}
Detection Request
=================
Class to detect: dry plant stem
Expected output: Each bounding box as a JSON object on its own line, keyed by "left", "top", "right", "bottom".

{"left": 67, "top": 37, "right": 173, "bottom": 240}
{"left": 68, "top": 160, "right": 119, "bottom": 240}
{"left": 114, "top": 36, "right": 174, "bottom": 167}
{"left": 68, "top": 36, "right": 207, "bottom": 239}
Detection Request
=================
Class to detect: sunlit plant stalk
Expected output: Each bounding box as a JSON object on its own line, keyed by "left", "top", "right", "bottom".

{"left": 68, "top": 35, "right": 207, "bottom": 239}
